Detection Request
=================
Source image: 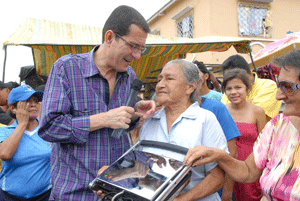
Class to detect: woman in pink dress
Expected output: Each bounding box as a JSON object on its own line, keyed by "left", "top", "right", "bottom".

{"left": 222, "top": 68, "right": 267, "bottom": 201}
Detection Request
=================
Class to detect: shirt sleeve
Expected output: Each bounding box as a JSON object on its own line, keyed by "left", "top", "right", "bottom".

{"left": 216, "top": 104, "right": 241, "bottom": 141}
{"left": 202, "top": 111, "right": 229, "bottom": 172}
{"left": 38, "top": 59, "right": 90, "bottom": 145}
{"left": 253, "top": 115, "right": 278, "bottom": 170}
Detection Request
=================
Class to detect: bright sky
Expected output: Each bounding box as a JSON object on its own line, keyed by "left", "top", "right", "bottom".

{"left": 0, "top": 0, "right": 167, "bottom": 83}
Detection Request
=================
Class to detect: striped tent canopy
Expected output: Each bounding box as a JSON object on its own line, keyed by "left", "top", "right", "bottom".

{"left": 4, "top": 18, "right": 252, "bottom": 83}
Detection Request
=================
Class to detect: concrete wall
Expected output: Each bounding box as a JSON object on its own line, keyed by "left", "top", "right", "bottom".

{"left": 148, "top": 0, "right": 300, "bottom": 72}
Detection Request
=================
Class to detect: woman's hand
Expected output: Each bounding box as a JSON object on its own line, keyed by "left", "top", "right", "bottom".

{"left": 15, "top": 101, "right": 30, "bottom": 126}
{"left": 135, "top": 100, "right": 156, "bottom": 119}
{"left": 183, "top": 145, "right": 224, "bottom": 167}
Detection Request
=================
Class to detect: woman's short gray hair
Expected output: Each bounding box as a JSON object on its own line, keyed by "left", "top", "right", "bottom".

{"left": 164, "top": 59, "right": 200, "bottom": 103}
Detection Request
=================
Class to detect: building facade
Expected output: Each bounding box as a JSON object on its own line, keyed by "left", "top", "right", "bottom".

{"left": 147, "top": 0, "right": 300, "bottom": 72}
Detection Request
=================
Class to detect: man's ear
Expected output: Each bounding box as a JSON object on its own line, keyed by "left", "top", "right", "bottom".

{"left": 204, "top": 73, "right": 209, "bottom": 81}
{"left": 104, "top": 30, "right": 114, "bottom": 45}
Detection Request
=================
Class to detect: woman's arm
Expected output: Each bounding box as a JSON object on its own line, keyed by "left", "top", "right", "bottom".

{"left": 0, "top": 102, "right": 29, "bottom": 161}
{"left": 184, "top": 146, "right": 262, "bottom": 184}
{"left": 174, "top": 165, "right": 225, "bottom": 201}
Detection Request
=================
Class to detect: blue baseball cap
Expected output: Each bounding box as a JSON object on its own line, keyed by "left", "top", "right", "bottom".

{"left": 8, "top": 85, "right": 44, "bottom": 104}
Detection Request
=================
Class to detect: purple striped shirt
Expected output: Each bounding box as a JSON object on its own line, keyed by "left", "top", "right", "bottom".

{"left": 38, "top": 46, "right": 137, "bottom": 200}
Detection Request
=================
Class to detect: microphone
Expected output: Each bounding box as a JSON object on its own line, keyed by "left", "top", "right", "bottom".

{"left": 111, "top": 79, "right": 143, "bottom": 139}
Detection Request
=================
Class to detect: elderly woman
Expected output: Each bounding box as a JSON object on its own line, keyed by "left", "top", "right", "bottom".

{"left": 138, "top": 59, "right": 228, "bottom": 201}
{"left": 184, "top": 50, "right": 300, "bottom": 200}
{"left": 0, "top": 85, "right": 51, "bottom": 200}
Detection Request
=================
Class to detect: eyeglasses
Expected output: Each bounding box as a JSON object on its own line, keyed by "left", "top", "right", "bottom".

{"left": 116, "top": 33, "right": 146, "bottom": 53}
{"left": 276, "top": 80, "right": 300, "bottom": 95}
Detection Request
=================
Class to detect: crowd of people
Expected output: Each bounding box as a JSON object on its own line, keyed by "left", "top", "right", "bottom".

{"left": 0, "top": 4, "right": 299, "bottom": 201}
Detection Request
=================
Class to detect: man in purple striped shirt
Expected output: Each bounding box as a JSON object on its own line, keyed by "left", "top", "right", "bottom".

{"left": 38, "top": 5, "right": 155, "bottom": 201}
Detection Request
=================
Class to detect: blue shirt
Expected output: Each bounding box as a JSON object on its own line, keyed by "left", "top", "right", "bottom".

{"left": 139, "top": 102, "right": 228, "bottom": 201}
{"left": 38, "top": 46, "right": 137, "bottom": 200}
{"left": 202, "top": 90, "right": 223, "bottom": 101}
{"left": 201, "top": 98, "right": 240, "bottom": 197}
{"left": 0, "top": 120, "right": 51, "bottom": 198}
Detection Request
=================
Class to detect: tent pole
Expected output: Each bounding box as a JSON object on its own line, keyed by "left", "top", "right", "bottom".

{"left": 249, "top": 46, "right": 257, "bottom": 73}
{"left": 2, "top": 45, "right": 7, "bottom": 82}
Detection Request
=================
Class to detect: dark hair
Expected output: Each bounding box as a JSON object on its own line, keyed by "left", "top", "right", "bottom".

{"left": 222, "top": 68, "right": 251, "bottom": 92}
{"left": 273, "top": 49, "right": 300, "bottom": 81}
{"left": 193, "top": 60, "right": 212, "bottom": 88}
{"left": 221, "top": 55, "right": 251, "bottom": 74}
{"left": 7, "top": 101, "right": 18, "bottom": 119}
{"left": 6, "top": 81, "right": 20, "bottom": 90}
{"left": 7, "top": 108, "right": 16, "bottom": 119}
{"left": 102, "top": 5, "right": 150, "bottom": 43}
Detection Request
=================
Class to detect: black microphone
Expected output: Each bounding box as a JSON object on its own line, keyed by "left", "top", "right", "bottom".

{"left": 111, "top": 79, "right": 143, "bottom": 139}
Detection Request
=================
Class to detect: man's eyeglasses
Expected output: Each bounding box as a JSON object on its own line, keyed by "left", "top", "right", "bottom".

{"left": 116, "top": 33, "right": 146, "bottom": 53}
{"left": 276, "top": 80, "right": 300, "bottom": 95}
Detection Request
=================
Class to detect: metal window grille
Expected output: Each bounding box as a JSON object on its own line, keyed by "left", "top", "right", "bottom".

{"left": 177, "top": 13, "right": 194, "bottom": 38}
{"left": 237, "top": 2, "right": 272, "bottom": 38}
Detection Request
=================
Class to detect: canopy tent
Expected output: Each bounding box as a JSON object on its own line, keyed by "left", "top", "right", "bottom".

{"left": 249, "top": 32, "right": 300, "bottom": 68}
{"left": 3, "top": 18, "right": 252, "bottom": 83}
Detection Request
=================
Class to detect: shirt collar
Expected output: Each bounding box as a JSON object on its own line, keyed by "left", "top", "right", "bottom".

{"left": 152, "top": 102, "right": 200, "bottom": 120}
{"left": 83, "top": 45, "right": 129, "bottom": 79}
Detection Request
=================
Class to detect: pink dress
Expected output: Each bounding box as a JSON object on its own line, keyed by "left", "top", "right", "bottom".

{"left": 234, "top": 122, "right": 262, "bottom": 201}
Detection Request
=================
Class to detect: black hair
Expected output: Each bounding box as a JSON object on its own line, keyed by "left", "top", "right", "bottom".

{"left": 273, "top": 49, "right": 300, "bottom": 81}
{"left": 222, "top": 68, "right": 251, "bottom": 92}
{"left": 102, "top": 5, "right": 150, "bottom": 43}
{"left": 6, "top": 81, "right": 20, "bottom": 90}
{"left": 221, "top": 55, "right": 251, "bottom": 74}
{"left": 193, "top": 60, "right": 212, "bottom": 88}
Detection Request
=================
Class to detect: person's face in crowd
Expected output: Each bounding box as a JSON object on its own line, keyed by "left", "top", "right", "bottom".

{"left": 199, "top": 71, "right": 208, "bottom": 88}
{"left": 224, "top": 78, "right": 249, "bottom": 105}
{"left": 0, "top": 88, "right": 10, "bottom": 106}
{"left": 109, "top": 24, "right": 147, "bottom": 72}
{"left": 27, "top": 96, "right": 40, "bottom": 119}
{"left": 276, "top": 66, "right": 300, "bottom": 117}
{"left": 156, "top": 64, "right": 195, "bottom": 106}
{"left": 13, "top": 96, "right": 39, "bottom": 120}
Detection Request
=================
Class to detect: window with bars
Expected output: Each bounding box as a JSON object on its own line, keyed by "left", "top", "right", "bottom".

{"left": 177, "top": 14, "right": 194, "bottom": 38}
{"left": 237, "top": 2, "right": 272, "bottom": 38}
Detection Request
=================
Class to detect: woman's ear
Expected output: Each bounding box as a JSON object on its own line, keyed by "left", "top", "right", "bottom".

{"left": 8, "top": 105, "right": 16, "bottom": 114}
{"left": 186, "top": 81, "right": 198, "bottom": 95}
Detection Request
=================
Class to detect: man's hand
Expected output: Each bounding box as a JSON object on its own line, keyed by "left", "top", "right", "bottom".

{"left": 104, "top": 106, "right": 135, "bottom": 129}
{"left": 93, "top": 166, "right": 109, "bottom": 198}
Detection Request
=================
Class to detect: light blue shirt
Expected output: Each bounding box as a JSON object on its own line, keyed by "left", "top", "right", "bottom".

{"left": 0, "top": 120, "right": 51, "bottom": 198}
{"left": 139, "top": 102, "right": 228, "bottom": 201}
{"left": 202, "top": 90, "right": 223, "bottom": 101}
